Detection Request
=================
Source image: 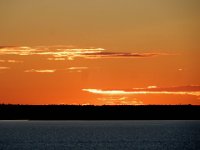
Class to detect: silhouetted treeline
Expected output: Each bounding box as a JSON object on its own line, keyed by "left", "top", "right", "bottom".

{"left": 0, "top": 104, "right": 199, "bottom": 120}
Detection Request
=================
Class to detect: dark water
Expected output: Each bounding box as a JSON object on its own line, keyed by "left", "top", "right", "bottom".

{"left": 0, "top": 121, "right": 199, "bottom": 150}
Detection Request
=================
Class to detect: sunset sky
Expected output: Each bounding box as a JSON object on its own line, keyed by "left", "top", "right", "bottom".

{"left": 0, "top": 0, "right": 200, "bottom": 105}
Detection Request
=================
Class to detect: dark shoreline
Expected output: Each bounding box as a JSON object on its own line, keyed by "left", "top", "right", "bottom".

{"left": 0, "top": 105, "right": 199, "bottom": 120}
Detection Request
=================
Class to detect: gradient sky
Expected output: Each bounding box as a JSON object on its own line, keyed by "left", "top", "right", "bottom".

{"left": 0, "top": 0, "right": 200, "bottom": 105}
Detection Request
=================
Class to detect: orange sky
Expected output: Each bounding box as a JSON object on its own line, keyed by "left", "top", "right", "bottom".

{"left": 0, "top": 0, "right": 200, "bottom": 105}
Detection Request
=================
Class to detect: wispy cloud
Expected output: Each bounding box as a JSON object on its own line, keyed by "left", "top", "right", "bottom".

{"left": 0, "top": 46, "right": 105, "bottom": 60}
{"left": 68, "top": 67, "right": 88, "bottom": 70}
{"left": 0, "top": 46, "right": 39, "bottom": 56}
{"left": 24, "top": 67, "right": 89, "bottom": 73}
{"left": 83, "top": 52, "right": 159, "bottom": 59}
{"left": 0, "top": 46, "right": 165, "bottom": 60}
{"left": 97, "top": 97, "right": 143, "bottom": 105}
{"left": 0, "top": 66, "right": 10, "bottom": 70}
{"left": 25, "top": 69, "right": 56, "bottom": 73}
{"left": 98, "top": 97, "right": 128, "bottom": 101}
{"left": 67, "top": 67, "right": 88, "bottom": 73}
{"left": 0, "top": 59, "right": 23, "bottom": 63}
{"left": 83, "top": 85, "right": 200, "bottom": 96}
{"left": 47, "top": 58, "right": 66, "bottom": 61}
{"left": 0, "top": 60, "right": 5, "bottom": 63}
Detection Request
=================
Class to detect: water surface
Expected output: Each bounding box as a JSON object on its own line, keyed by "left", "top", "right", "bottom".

{"left": 0, "top": 120, "right": 199, "bottom": 150}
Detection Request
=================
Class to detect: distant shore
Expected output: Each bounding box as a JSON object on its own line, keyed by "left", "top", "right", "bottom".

{"left": 0, "top": 104, "right": 199, "bottom": 120}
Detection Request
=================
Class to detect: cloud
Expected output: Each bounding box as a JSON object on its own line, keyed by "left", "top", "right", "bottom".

{"left": 0, "top": 46, "right": 105, "bottom": 60}
{"left": 0, "top": 66, "right": 10, "bottom": 70}
{"left": 83, "top": 52, "right": 159, "bottom": 58}
{"left": 47, "top": 58, "right": 66, "bottom": 61}
{"left": 98, "top": 97, "right": 128, "bottom": 101}
{"left": 0, "top": 46, "right": 39, "bottom": 56}
{"left": 25, "top": 69, "right": 56, "bottom": 73}
{"left": 0, "top": 60, "right": 5, "bottom": 63}
{"left": 178, "top": 68, "right": 183, "bottom": 71}
{"left": 0, "top": 59, "right": 23, "bottom": 63}
{"left": 67, "top": 67, "right": 88, "bottom": 73}
{"left": 68, "top": 67, "right": 88, "bottom": 70}
{"left": 132, "top": 85, "right": 200, "bottom": 92}
{"left": 97, "top": 96, "right": 143, "bottom": 105}
{"left": 0, "top": 46, "right": 165, "bottom": 60}
{"left": 24, "top": 67, "right": 88, "bottom": 73}
{"left": 83, "top": 85, "right": 200, "bottom": 96}
{"left": 0, "top": 59, "right": 5, "bottom": 63}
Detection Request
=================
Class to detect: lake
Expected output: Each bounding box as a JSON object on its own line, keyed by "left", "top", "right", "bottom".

{"left": 0, "top": 120, "right": 199, "bottom": 150}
